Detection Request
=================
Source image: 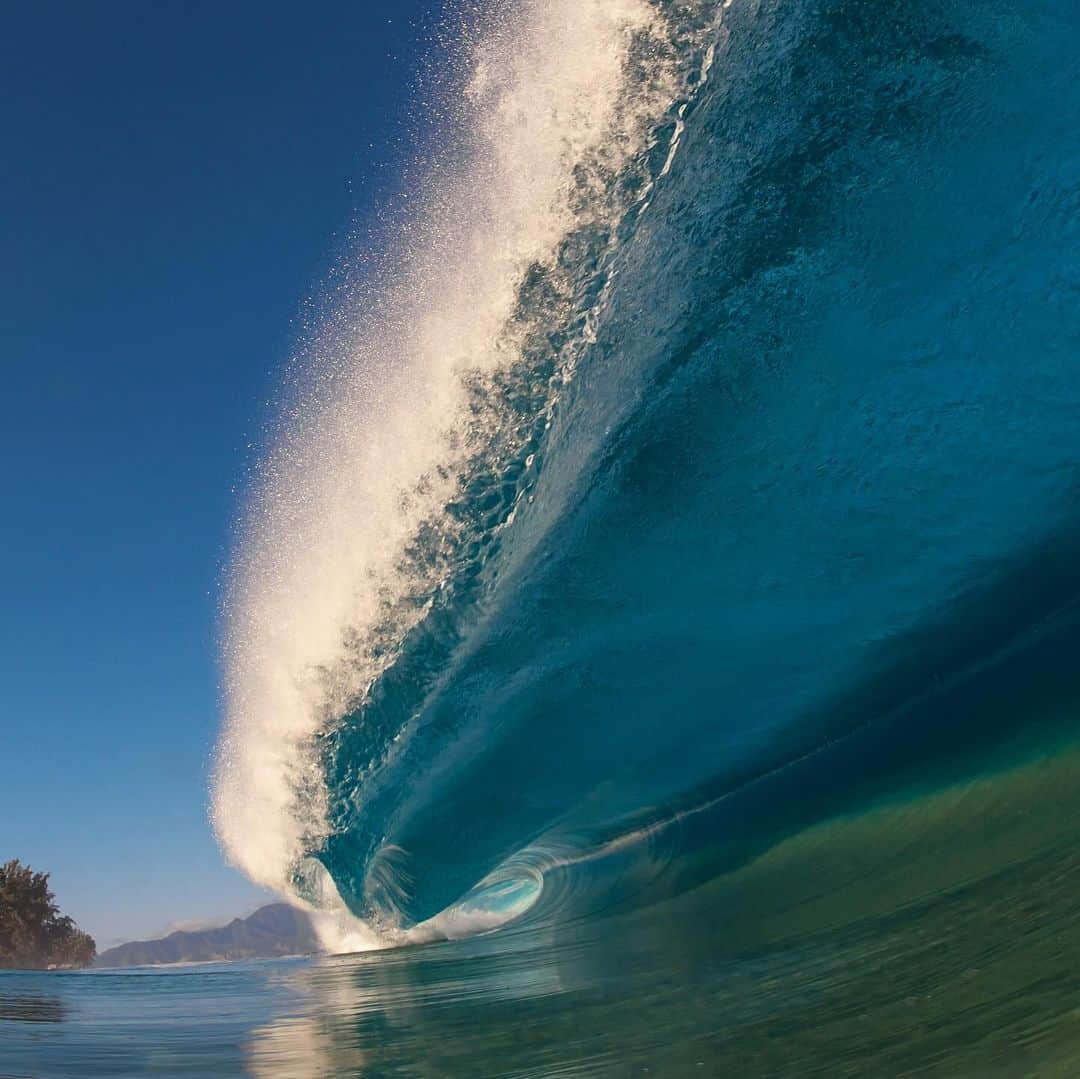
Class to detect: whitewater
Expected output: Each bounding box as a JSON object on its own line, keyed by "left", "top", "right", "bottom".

{"left": 214, "top": 0, "right": 721, "bottom": 948}
{"left": 213, "top": 0, "right": 1080, "bottom": 966}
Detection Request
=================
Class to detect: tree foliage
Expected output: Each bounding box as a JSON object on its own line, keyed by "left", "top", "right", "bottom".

{"left": 0, "top": 860, "right": 96, "bottom": 969}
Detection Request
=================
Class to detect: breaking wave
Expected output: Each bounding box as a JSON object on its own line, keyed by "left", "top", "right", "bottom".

{"left": 214, "top": 0, "right": 1080, "bottom": 954}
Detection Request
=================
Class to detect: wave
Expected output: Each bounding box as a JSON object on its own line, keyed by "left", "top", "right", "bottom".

{"left": 214, "top": 0, "right": 719, "bottom": 944}
{"left": 214, "top": 0, "right": 1080, "bottom": 952}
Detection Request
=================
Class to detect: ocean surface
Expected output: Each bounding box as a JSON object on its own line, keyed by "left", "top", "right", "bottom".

{"left": 11, "top": 0, "right": 1077, "bottom": 1073}
{"left": 4, "top": 801, "right": 1080, "bottom": 1076}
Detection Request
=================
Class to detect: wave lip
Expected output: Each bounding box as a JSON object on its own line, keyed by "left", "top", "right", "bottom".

{"left": 213, "top": 0, "right": 717, "bottom": 941}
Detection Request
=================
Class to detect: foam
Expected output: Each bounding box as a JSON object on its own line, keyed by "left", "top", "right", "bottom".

{"left": 213, "top": 0, "right": 702, "bottom": 939}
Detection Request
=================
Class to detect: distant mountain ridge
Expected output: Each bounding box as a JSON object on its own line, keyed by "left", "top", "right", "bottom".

{"left": 94, "top": 903, "right": 319, "bottom": 968}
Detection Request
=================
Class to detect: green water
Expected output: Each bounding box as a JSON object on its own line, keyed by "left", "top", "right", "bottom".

{"left": 5, "top": 748, "right": 1079, "bottom": 1077}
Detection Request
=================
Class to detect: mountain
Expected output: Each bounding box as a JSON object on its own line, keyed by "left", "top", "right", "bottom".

{"left": 93, "top": 903, "right": 319, "bottom": 968}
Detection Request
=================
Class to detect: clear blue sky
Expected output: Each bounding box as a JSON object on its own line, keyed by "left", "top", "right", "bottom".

{"left": 2, "top": 0, "right": 435, "bottom": 948}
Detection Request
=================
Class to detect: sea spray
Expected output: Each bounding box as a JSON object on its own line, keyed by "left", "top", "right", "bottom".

{"left": 214, "top": 0, "right": 717, "bottom": 946}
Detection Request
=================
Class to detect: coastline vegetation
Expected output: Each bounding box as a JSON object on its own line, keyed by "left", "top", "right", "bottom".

{"left": 0, "top": 860, "right": 96, "bottom": 970}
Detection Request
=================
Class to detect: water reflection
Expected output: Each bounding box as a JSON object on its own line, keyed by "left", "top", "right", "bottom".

{"left": 247, "top": 749, "right": 1080, "bottom": 1076}
{"left": 2, "top": 749, "right": 1077, "bottom": 1076}
{"left": 0, "top": 991, "right": 65, "bottom": 1023}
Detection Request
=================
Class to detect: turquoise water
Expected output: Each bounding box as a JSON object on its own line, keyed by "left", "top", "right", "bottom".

{"left": 32, "top": 0, "right": 1075, "bottom": 1071}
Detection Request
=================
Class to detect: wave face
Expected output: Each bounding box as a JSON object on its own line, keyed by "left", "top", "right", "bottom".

{"left": 214, "top": 0, "right": 1080, "bottom": 951}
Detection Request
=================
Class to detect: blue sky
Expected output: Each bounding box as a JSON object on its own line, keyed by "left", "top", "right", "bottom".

{"left": 2, "top": 0, "right": 435, "bottom": 947}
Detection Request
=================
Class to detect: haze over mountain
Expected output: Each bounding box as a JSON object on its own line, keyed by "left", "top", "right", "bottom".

{"left": 93, "top": 904, "right": 318, "bottom": 968}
